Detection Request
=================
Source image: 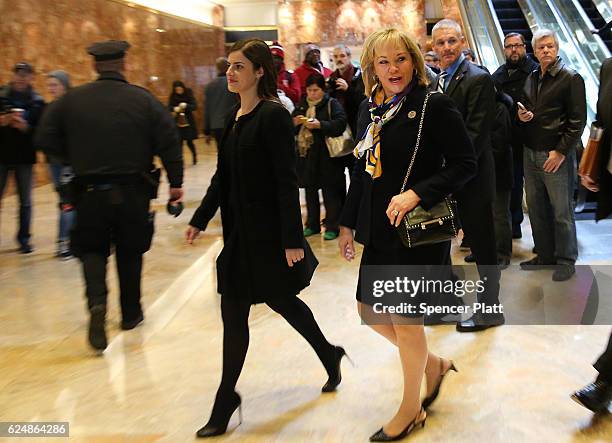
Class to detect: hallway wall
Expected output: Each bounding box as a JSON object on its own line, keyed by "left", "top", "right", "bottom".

{"left": 0, "top": 0, "right": 225, "bottom": 189}
{"left": 277, "top": 0, "right": 465, "bottom": 71}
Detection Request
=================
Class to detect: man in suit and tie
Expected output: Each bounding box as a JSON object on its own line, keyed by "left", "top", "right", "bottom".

{"left": 431, "top": 19, "right": 503, "bottom": 332}
{"left": 572, "top": 59, "right": 612, "bottom": 413}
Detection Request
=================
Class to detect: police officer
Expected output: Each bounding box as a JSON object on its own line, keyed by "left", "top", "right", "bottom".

{"left": 36, "top": 40, "right": 184, "bottom": 353}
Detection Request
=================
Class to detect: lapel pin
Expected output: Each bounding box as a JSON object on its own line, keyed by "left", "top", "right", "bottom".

{"left": 407, "top": 110, "right": 417, "bottom": 119}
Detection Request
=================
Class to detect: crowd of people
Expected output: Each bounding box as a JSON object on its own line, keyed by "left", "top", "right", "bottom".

{"left": 0, "top": 16, "right": 611, "bottom": 441}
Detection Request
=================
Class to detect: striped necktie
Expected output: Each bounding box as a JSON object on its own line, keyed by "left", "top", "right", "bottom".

{"left": 437, "top": 71, "right": 448, "bottom": 93}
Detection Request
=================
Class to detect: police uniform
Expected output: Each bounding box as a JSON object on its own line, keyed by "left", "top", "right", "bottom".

{"left": 36, "top": 40, "right": 183, "bottom": 352}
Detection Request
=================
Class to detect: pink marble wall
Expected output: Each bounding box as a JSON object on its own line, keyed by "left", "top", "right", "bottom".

{"left": 278, "top": 0, "right": 466, "bottom": 71}
{"left": 440, "top": 0, "right": 464, "bottom": 25}
{"left": 0, "top": 0, "right": 225, "bottom": 189}
{"left": 0, "top": 0, "right": 225, "bottom": 127}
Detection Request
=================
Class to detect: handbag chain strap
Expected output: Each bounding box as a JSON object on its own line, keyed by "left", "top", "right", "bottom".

{"left": 399, "top": 91, "right": 434, "bottom": 193}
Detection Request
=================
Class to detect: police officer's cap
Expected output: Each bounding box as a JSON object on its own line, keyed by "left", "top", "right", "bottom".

{"left": 87, "top": 40, "right": 131, "bottom": 61}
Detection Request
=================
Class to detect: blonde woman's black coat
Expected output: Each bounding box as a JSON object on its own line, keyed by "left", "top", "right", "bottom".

{"left": 340, "top": 87, "right": 477, "bottom": 249}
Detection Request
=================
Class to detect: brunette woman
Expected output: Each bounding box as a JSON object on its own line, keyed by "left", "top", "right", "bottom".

{"left": 186, "top": 39, "right": 348, "bottom": 439}
{"left": 339, "top": 29, "right": 476, "bottom": 441}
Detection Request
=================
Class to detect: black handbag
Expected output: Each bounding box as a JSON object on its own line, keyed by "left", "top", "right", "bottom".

{"left": 396, "top": 92, "right": 461, "bottom": 249}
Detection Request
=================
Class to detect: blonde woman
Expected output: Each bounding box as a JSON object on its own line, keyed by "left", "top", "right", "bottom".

{"left": 339, "top": 29, "right": 476, "bottom": 441}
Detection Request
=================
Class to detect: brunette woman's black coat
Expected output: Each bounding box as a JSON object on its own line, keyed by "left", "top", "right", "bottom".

{"left": 292, "top": 95, "right": 347, "bottom": 188}
{"left": 340, "top": 87, "right": 477, "bottom": 250}
{"left": 189, "top": 100, "right": 318, "bottom": 302}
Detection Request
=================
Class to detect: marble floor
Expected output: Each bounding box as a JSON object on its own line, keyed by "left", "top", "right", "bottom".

{"left": 1, "top": 140, "right": 611, "bottom": 442}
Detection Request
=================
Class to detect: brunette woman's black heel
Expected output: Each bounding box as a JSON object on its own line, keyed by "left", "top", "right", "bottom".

{"left": 196, "top": 391, "right": 242, "bottom": 438}
{"left": 322, "top": 346, "right": 354, "bottom": 393}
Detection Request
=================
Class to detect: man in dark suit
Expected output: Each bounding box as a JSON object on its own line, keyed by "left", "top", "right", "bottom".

{"left": 573, "top": 58, "right": 612, "bottom": 413}
{"left": 431, "top": 19, "right": 503, "bottom": 332}
{"left": 492, "top": 33, "right": 539, "bottom": 239}
{"left": 204, "top": 57, "right": 239, "bottom": 149}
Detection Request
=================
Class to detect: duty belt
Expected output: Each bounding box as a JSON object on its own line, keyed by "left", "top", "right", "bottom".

{"left": 85, "top": 184, "right": 113, "bottom": 192}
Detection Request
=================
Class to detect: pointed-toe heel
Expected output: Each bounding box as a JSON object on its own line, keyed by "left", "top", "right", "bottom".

{"left": 369, "top": 408, "right": 427, "bottom": 442}
{"left": 196, "top": 391, "right": 242, "bottom": 438}
{"left": 322, "top": 346, "right": 353, "bottom": 393}
{"left": 422, "top": 359, "right": 457, "bottom": 410}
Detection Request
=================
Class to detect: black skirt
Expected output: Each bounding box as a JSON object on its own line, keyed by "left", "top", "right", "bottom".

{"left": 356, "top": 241, "right": 451, "bottom": 318}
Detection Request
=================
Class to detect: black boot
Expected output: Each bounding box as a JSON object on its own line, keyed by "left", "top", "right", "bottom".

{"left": 196, "top": 391, "right": 242, "bottom": 438}
{"left": 121, "top": 312, "right": 144, "bottom": 330}
{"left": 88, "top": 304, "right": 107, "bottom": 353}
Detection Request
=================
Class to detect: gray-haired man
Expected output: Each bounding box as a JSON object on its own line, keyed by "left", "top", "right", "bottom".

{"left": 518, "top": 29, "right": 586, "bottom": 281}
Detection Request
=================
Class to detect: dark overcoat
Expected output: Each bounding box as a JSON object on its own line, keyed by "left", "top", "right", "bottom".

{"left": 491, "top": 56, "right": 539, "bottom": 165}
{"left": 189, "top": 100, "right": 318, "bottom": 302}
{"left": 431, "top": 59, "right": 499, "bottom": 265}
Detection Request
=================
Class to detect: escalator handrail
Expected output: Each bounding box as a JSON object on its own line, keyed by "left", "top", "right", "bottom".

{"left": 560, "top": 0, "right": 611, "bottom": 58}
{"left": 517, "top": 0, "right": 598, "bottom": 143}
{"left": 486, "top": 0, "right": 508, "bottom": 46}
{"left": 592, "top": 0, "right": 612, "bottom": 24}
{"left": 457, "top": 0, "right": 506, "bottom": 71}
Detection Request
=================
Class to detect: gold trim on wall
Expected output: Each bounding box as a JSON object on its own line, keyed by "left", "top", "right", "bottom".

{"left": 223, "top": 26, "right": 278, "bottom": 31}
{"left": 108, "top": 0, "right": 224, "bottom": 29}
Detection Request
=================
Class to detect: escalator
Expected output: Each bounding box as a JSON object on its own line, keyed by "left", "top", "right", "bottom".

{"left": 490, "top": 0, "right": 533, "bottom": 54}
{"left": 456, "top": 0, "right": 506, "bottom": 72}
{"left": 459, "top": 0, "right": 607, "bottom": 127}
{"left": 577, "top": 0, "right": 612, "bottom": 52}
{"left": 458, "top": 0, "right": 607, "bottom": 215}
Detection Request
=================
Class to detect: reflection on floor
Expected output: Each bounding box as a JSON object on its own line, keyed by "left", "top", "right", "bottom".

{"left": 1, "top": 140, "right": 611, "bottom": 442}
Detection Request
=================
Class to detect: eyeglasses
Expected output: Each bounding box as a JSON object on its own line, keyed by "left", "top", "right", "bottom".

{"left": 504, "top": 43, "right": 525, "bottom": 50}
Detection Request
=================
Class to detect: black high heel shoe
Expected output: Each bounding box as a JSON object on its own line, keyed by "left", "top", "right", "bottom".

{"left": 369, "top": 407, "right": 427, "bottom": 442}
{"left": 196, "top": 391, "right": 242, "bottom": 438}
{"left": 321, "top": 346, "right": 353, "bottom": 393}
{"left": 422, "top": 358, "right": 457, "bottom": 410}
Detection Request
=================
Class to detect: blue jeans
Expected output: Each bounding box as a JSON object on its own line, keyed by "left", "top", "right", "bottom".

{"left": 523, "top": 148, "right": 578, "bottom": 264}
{"left": 49, "top": 163, "right": 75, "bottom": 242}
{"left": 0, "top": 164, "right": 33, "bottom": 245}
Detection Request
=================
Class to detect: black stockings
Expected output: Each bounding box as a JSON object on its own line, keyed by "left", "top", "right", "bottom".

{"left": 216, "top": 295, "right": 336, "bottom": 397}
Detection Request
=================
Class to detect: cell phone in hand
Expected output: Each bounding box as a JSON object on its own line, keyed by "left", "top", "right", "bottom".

{"left": 517, "top": 101, "right": 527, "bottom": 112}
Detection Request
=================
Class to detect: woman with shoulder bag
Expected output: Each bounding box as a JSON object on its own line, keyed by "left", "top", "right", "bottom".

{"left": 168, "top": 80, "right": 198, "bottom": 165}
{"left": 293, "top": 73, "right": 348, "bottom": 240}
{"left": 338, "top": 29, "right": 477, "bottom": 441}
{"left": 185, "top": 39, "right": 348, "bottom": 439}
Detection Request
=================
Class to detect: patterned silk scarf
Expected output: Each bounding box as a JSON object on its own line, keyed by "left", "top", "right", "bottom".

{"left": 354, "top": 79, "right": 416, "bottom": 178}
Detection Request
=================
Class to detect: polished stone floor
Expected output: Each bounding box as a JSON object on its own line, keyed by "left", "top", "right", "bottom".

{"left": 0, "top": 140, "right": 611, "bottom": 442}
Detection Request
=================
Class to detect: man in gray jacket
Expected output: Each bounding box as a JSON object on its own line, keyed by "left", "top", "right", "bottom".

{"left": 203, "top": 57, "right": 238, "bottom": 148}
